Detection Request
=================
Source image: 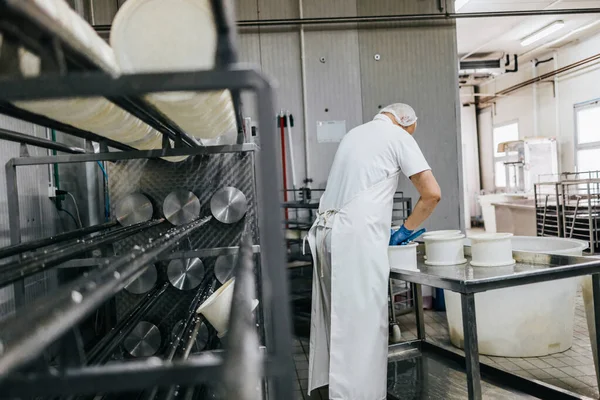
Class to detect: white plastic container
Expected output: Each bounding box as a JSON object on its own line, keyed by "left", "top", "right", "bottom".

{"left": 445, "top": 236, "right": 587, "bottom": 357}
{"left": 469, "top": 233, "right": 515, "bottom": 267}
{"left": 422, "top": 230, "right": 461, "bottom": 238}
{"left": 424, "top": 234, "right": 466, "bottom": 266}
{"left": 388, "top": 243, "right": 418, "bottom": 271}
{"left": 196, "top": 279, "right": 259, "bottom": 338}
{"left": 478, "top": 194, "right": 510, "bottom": 233}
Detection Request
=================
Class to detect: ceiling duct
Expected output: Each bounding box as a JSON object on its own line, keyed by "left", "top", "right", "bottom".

{"left": 459, "top": 52, "right": 506, "bottom": 83}
{"left": 460, "top": 59, "right": 502, "bottom": 70}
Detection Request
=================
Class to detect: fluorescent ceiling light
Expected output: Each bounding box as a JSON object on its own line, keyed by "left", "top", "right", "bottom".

{"left": 520, "top": 21, "right": 565, "bottom": 46}
{"left": 455, "top": 0, "right": 470, "bottom": 11}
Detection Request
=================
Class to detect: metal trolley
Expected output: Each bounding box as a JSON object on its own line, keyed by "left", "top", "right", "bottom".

{"left": 535, "top": 170, "right": 600, "bottom": 254}
{"left": 0, "top": 0, "right": 293, "bottom": 399}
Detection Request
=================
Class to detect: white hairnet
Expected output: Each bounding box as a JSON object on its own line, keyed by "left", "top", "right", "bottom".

{"left": 379, "top": 103, "right": 418, "bottom": 127}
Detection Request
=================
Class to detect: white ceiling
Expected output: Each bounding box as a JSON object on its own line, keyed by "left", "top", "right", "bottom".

{"left": 456, "top": 0, "right": 600, "bottom": 61}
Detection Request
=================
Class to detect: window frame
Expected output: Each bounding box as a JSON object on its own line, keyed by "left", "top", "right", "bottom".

{"left": 574, "top": 99, "right": 600, "bottom": 172}
{"left": 492, "top": 120, "right": 520, "bottom": 189}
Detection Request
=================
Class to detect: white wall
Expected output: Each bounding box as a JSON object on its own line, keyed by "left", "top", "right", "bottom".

{"left": 477, "top": 30, "right": 600, "bottom": 186}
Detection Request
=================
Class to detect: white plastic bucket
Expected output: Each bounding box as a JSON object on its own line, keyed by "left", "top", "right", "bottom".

{"left": 478, "top": 194, "right": 509, "bottom": 233}
{"left": 422, "top": 230, "right": 462, "bottom": 238}
{"left": 469, "top": 233, "right": 515, "bottom": 267}
{"left": 388, "top": 243, "right": 418, "bottom": 271}
{"left": 196, "top": 279, "right": 259, "bottom": 338}
{"left": 424, "top": 234, "right": 466, "bottom": 266}
{"left": 445, "top": 236, "right": 587, "bottom": 357}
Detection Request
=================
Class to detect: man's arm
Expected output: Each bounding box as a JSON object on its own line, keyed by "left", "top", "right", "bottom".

{"left": 404, "top": 170, "right": 441, "bottom": 230}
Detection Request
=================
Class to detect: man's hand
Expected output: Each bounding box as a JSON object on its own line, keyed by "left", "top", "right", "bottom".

{"left": 389, "top": 225, "right": 413, "bottom": 246}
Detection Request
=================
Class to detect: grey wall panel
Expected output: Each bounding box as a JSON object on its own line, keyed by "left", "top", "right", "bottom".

{"left": 0, "top": 116, "right": 63, "bottom": 319}
{"left": 357, "top": 20, "right": 462, "bottom": 230}
{"left": 303, "top": 28, "right": 363, "bottom": 188}
{"left": 302, "top": 0, "right": 358, "bottom": 18}
{"left": 88, "top": 0, "right": 119, "bottom": 25}
{"left": 301, "top": 0, "right": 362, "bottom": 188}
{"left": 357, "top": 0, "right": 440, "bottom": 15}
{"left": 254, "top": 31, "right": 306, "bottom": 189}
{"left": 237, "top": 33, "right": 262, "bottom": 121}
{"left": 258, "top": 0, "right": 299, "bottom": 19}
{"left": 235, "top": 0, "right": 258, "bottom": 20}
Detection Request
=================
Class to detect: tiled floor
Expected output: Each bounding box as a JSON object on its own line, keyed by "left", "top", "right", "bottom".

{"left": 396, "top": 290, "right": 599, "bottom": 399}
{"left": 292, "top": 337, "right": 313, "bottom": 400}
{"left": 293, "top": 291, "right": 599, "bottom": 399}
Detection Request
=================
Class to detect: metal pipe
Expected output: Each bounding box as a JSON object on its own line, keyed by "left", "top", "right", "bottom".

{"left": 0, "top": 353, "right": 279, "bottom": 397}
{"left": 532, "top": 61, "right": 538, "bottom": 137}
{"left": 223, "top": 235, "right": 261, "bottom": 400}
{"left": 0, "top": 217, "right": 211, "bottom": 379}
{"left": 87, "top": 283, "right": 169, "bottom": 365}
{"left": 0, "top": 221, "right": 117, "bottom": 259}
{"left": 298, "top": 0, "right": 310, "bottom": 189}
{"left": 0, "top": 219, "right": 164, "bottom": 287}
{"left": 158, "top": 318, "right": 205, "bottom": 400}
{"left": 91, "top": 7, "right": 600, "bottom": 32}
{"left": 144, "top": 276, "right": 215, "bottom": 400}
{"left": 235, "top": 8, "right": 600, "bottom": 25}
{"left": 479, "top": 53, "right": 600, "bottom": 105}
{"left": 0, "top": 127, "right": 87, "bottom": 154}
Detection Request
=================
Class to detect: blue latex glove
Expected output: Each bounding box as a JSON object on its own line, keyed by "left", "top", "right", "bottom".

{"left": 404, "top": 228, "right": 427, "bottom": 243}
{"left": 390, "top": 225, "right": 414, "bottom": 246}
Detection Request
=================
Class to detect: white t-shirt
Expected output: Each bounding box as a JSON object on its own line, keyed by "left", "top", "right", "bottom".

{"left": 320, "top": 114, "right": 431, "bottom": 210}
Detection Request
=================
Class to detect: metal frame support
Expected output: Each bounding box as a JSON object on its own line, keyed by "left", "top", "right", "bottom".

{"left": 0, "top": 127, "right": 87, "bottom": 154}
{"left": 411, "top": 283, "right": 426, "bottom": 340}
{"left": 461, "top": 293, "right": 482, "bottom": 400}
{"left": 5, "top": 159, "right": 25, "bottom": 308}
{"left": 591, "top": 273, "right": 600, "bottom": 391}
{"left": 0, "top": 68, "right": 294, "bottom": 399}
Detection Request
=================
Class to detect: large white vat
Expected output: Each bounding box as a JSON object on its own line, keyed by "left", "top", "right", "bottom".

{"left": 581, "top": 254, "right": 600, "bottom": 381}
{"left": 445, "top": 236, "right": 587, "bottom": 357}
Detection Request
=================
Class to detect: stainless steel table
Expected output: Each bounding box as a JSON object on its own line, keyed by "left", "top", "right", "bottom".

{"left": 390, "top": 245, "right": 600, "bottom": 400}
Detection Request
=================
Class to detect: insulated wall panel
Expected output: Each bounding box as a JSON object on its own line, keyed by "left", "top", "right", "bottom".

{"left": 254, "top": 30, "right": 306, "bottom": 189}
{"left": 303, "top": 0, "right": 363, "bottom": 188}
{"left": 0, "top": 116, "right": 62, "bottom": 320}
{"left": 357, "top": 0, "right": 463, "bottom": 230}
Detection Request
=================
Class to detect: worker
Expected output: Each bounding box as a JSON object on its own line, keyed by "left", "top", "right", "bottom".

{"left": 305, "top": 103, "right": 441, "bottom": 400}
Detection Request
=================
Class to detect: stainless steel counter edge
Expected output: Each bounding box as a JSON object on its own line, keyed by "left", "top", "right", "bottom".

{"left": 391, "top": 247, "right": 600, "bottom": 294}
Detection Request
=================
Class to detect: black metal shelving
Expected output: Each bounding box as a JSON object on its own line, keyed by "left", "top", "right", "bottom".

{"left": 0, "top": 1, "right": 294, "bottom": 399}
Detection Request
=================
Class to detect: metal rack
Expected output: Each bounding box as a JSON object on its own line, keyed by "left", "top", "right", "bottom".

{"left": 535, "top": 170, "right": 600, "bottom": 253}
{"left": 534, "top": 181, "right": 563, "bottom": 238}
{"left": 0, "top": 0, "right": 245, "bottom": 149}
{"left": 561, "top": 178, "right": 600, "bottom": 253}
{"left": 0, "top": 1, "right": 293, "bottom": 399}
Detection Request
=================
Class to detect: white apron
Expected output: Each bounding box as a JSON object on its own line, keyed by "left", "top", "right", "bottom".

{"left": 306, "top": 172, "right": 399, "bottom": 400}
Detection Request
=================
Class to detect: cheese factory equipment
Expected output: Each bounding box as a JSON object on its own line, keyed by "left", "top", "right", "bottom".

{"left": 498, "top": 138, "right": 558, "bottom": 193}
{"left": 0, "top": 0, "right": 293, "bottom": 398}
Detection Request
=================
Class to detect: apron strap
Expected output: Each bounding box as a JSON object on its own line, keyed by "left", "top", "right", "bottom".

{"left": 303, "top": 209, "right": 339, "bottom": 278}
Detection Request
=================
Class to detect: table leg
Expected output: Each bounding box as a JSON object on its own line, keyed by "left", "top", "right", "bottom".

{"left": 591, "top": 274, "right": 600, "bottom": 391}
{"left": 412, "top": 283, "right": 425, "bottom": 340}
{"left": 461, "top": 293, "right": 482, "bottom": 400}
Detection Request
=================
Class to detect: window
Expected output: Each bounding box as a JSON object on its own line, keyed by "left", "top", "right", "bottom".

{"left": 493, "top": 122, "right": 519, "bottom": 188}
{"left": 576, "top": 102, "right": 600, "bottom": 172}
